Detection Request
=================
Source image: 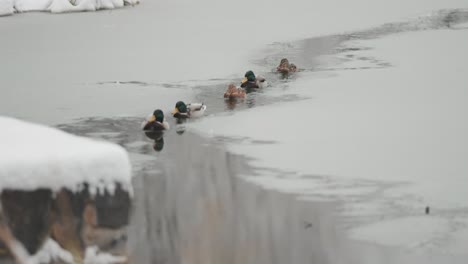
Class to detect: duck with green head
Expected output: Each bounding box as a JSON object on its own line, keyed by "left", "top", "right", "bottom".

{"left": 172, "top": 101, "right": 189, "bottom": 119}
{"left": 240, "top": 70, "right": 259, "bottom": 89}
{"left": 142, "top": 109, "right": 170, "bottom": 131}
{"left": 172, "top": 101, "right": 207, "bottom": 119}
{"left": 240, "top": 70, "right": 267, "bottom": 89}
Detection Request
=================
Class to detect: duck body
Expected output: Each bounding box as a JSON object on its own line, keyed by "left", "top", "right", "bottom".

{"left": 187, "top": 103, "right": 207, "bottom": 118}
{"left": 172, "top": 101, "right": 207, "bottom": 119}
{"left": 224, "top": 84, "right": 246, "bottom": 99}
{"left": 241, "top": 80, "right": 259, "bottom": 89}
{"left": 142, "top": 110, "right": 170, "bottom": 131}
{"left": 224, "top": 92, "right": 245, "bottom": 99}
{"left": 256, "top": 75, "right": 267, "bottom": 88}
{"left": 173, "top": 112, "right": 190, "bottom": 119}
{"left": 276, "top": 58, "right": 297, "bottom": 78}
{"left": 241, "top": 70, "right": 267, "bottom": 89}
{"left": 143, "top": 121, "right": 169, "bottom": 131}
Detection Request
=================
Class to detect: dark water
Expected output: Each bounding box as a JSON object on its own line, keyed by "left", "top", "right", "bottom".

{"left": 1, "top": 9, "right": 467, "bottom": 263}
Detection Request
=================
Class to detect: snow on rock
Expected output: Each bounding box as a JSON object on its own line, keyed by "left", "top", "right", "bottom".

{"left": 0, "top": 0, "right": 13, "bottom": 16}
{"left": 0, "top": 116, "right": 132, "bottom": 194}
{"left": 5, "top": 237, "right": 74, "bottom": 264}
{"left": 27, "top": 238, "right": 74, "bottom": 264}
{"left": 84, "top": 246, "right": 126, "bottom": 264}
{"left": 48, "top": 0, "right": 95, "bottom": 13}
{"left": 74, "top": 0, "right": 124, "bottom": 10}
{"left": 123, "top": 0, "right": 138, "bottom": 5}
{"left": 14, "top": 0, "right": 51, "bottom": 12}
{"left": 0, "top": 0, "right": 139, "bottom": 15}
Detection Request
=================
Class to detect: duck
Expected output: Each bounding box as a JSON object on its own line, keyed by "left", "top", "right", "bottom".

{"left": 142, "top": 109, "right": 170, "bottom": 131}
{"left": 172, "top": 101, "right": 207, "bottom": 119}
{"left": 240, "top": 70, "right": 267, "bottom": 89}
{"left": 276, "top": 58, "right": 297, "bottom": 75}
{"left": 224, "top": 84, "right": 246, "bottom": 99}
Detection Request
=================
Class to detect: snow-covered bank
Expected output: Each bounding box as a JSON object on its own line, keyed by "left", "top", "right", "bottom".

{"left": 191, "top": 26, "right": 468, "bottom": 254}
{"left": 0, "top": 0, "right": 139, "bottom": 16}
{"left": 0, "top": 116, "right": 132, "bottom": 193}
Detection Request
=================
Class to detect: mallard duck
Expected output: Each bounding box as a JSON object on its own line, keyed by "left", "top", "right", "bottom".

{"left": 172, "top": 101, "right": 207, "bottom": 118}
{"left": 276, "top": 58, "right": 297, "bottom": 74}
{"left": 224, "top": 84, "right": 246, "bottom": 99}
{"left": 240, "top": 70, "right": 267, "bottom": 89}
{"left": 142, "top": 109, "right": 170, "bottom": 131}
{"left": 172, "top": 101, "right": 189, "bottom": 119}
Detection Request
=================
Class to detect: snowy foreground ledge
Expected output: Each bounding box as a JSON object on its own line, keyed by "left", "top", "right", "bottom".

{"left": 0, "top": 116, "right": 132, "bottom": 193}
{"left": 0, "top": 0, "right": 139, "bottom": 16}
{"left": 0, "top": 116, "right": 132, "bottom": 263}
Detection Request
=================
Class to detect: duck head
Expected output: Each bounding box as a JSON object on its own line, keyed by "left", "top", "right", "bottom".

{"left": 279, "top": 58, "right": 290, "bottom": 67}
{"left": 172, "top": 101, "right": 188, "bottom": 115}
{"left": 153, "top": 109, "right": 164, "bottom": 122}
{"left": 289, "top": 63, "right": 297, "bottom": 72}
{"left": 242, "top": 70, "right": 256, "bottom": 84}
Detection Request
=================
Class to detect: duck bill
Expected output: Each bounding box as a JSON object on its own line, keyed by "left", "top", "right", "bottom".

{"left": 241, "top": 77, "right": 248, "bottom": 84}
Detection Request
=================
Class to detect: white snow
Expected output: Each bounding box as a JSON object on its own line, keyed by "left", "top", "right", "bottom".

{"left": 14, "top": 0, "right": 51, "bottom": 12}
{"left": 348, "top": 216, "right": 452, "bottom": 251}
{"left": 84, "top": 246, "right": 126, "bottom": 264}
{"left": 445, "top": 221, "right": 468, "bottom": 255}
{"left": 27, "top": 238, "right": 74, "bottom": 264}
{"left": 0, "top": 116, "right": 132, "bottom": 193}
{"left": 0, "top": 0, "right": 13, "bottom": 16}
{"left": 48, "top": 0, "right": 99, "bottom": 14}
{"left": 0, "top": 0, "right": 139, "bottom": 15}
{"left": 8, "top": 239, "right": 31, "bottom": 264}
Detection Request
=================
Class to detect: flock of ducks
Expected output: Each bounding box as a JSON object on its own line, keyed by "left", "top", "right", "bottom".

{"left": 142, "top": 58, "right": 297, "bottom": 135}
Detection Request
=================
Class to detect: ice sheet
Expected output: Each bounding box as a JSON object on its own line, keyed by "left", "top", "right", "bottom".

{"left": 191, "top": 27, "right": 468, "bottom": 252}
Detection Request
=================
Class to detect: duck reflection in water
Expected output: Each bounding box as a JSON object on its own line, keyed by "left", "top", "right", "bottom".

{"left": 144, "top": 131, "right": 165, "bottom": 152}
{"left": 173, "top": 117, "right": 187, "bottom": 135}
{"left": 0, "top": 184, "right": 131, "bottom": 263}
{"left": 175, "top": 124, "right": 186, "bottom": 135}
{"left": 224, "top": 83, "right": 246, "bottom": 110}
{"left": 225, "top": 98, "right": 238, "bottom": 110}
